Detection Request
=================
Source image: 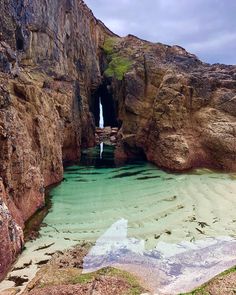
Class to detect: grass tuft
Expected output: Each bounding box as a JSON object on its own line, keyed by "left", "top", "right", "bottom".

{"left": 180, "top": 266, "right": 236, "bottom": 295}
{"left": 68, "top": 267, "right": 144, "bottom": 294}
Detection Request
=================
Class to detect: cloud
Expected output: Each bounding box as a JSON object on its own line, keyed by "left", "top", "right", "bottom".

{"left": 85, "top": 0, "right": 236, "bottom": 65}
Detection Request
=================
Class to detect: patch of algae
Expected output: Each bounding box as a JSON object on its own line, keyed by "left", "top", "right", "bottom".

{"left": 180, "top": 266, "right": 236, "bottom": 295}
{"left": 69, "top": 268, "right": 144, "bottom": 295}
{"left": 35, "top": 266, "right": 144, "bottom": 295}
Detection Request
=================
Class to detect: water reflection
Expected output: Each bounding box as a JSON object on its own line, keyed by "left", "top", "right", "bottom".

{"left": 80, "top": 144, "right": 116, "bottom": 168}
{"left": 100, "top": 142, "right": 103, "bottom": 159}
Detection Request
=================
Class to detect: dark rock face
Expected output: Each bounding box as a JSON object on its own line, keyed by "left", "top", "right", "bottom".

{"left": 90, "top": 79, "right": 118, "bottom": 127}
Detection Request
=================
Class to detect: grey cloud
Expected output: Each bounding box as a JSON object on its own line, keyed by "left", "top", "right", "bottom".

{"left": 85, "top": 0, "right": 236, "bottom": 65}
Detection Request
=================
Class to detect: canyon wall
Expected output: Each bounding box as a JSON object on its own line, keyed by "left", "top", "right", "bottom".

{"left": 0, "top": 0, "right": 113, "bottom": 279}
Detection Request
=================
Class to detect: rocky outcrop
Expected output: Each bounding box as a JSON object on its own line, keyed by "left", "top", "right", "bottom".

{"left": 104, "top": 36, "right": 236, "bottom": 171}
{"left": 95, "top": 127, "right": 118, "bottom": 145}
{"left": 0, "top": 0, "right": 114, "bottom": 278}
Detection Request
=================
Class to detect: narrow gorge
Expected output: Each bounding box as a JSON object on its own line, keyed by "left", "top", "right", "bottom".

{"left": 0, "top": 0, "right": 236, "bottom": 294}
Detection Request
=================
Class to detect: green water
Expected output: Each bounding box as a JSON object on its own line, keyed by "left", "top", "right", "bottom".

{"left": 41, "top": 144, "right": 236, "bottom": 249}
{"left": 1, "top": 144, "right": 236, "bottom": 293}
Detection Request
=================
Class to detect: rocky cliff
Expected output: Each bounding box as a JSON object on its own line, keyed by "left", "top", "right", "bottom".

{"left": 0, "top": 0, "right": 236, "bottom": 282}
{"left": 103, "top": 36, "right": 236, "bottom": 171}
{"left": 0, "top": 0, "right": 113, "bottom": 279}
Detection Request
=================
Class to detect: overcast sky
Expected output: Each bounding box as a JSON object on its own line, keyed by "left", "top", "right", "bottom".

{"left": 85, "top": 0, "right": 236, "bottom": 65}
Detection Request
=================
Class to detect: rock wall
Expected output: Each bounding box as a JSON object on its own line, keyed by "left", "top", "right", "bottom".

{"left": 0, "top": 178, "right": 23, "bottom": 281}
{"left": 106, "top": 35, "right": 236, "bottom": 171}
{"left": 0, "top": 0, "right": 114, "bottom": 279}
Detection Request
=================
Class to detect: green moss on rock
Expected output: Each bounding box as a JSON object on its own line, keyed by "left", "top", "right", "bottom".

{"left": 102, "top": 37, "right": 133, "bottom": 80}
{"left": 102, "top": 37, "right": 119, "bottom": 55}
{"left": 180, "top": 287, "right": 210, "bottom": 295}
{"left": 67, "top": 267, "right": 143, "bottom": 294}
{"left": 104, "top": 56, "right": 132, "bottom": 80}
{"left": 180, "top": 266, "right": 236, "bottom": 295}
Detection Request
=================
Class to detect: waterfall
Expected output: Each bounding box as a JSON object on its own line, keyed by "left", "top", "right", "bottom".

{"left": 99, "top": 97, "right": 104, "bottom": 159}
{"left": 99, "top": 97, "right": 104, "bottom": 128}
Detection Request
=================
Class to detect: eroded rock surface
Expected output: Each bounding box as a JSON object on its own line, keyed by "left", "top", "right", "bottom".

{"left": 0, "top": 179, "right": 23, "bottom": 281}
{"left": 0, "top": 0, "right": 113, "bottom": 278}
{"left": 106, "top": 36, "right": 236, "bottom": 171}
{"left": 21, "top": 245, "right": 144, "bottom": 295}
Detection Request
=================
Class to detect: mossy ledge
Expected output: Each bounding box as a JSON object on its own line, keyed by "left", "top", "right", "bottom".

{"left": 102, "top": 37, "right": 133, "bottom": 80}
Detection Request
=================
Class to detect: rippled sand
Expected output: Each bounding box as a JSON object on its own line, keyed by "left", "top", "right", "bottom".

{"left": 1, "top": 145, "right": 236, "bottom": 293}
{"left": 41, "top": 147, "right": 236, "bottom": 248}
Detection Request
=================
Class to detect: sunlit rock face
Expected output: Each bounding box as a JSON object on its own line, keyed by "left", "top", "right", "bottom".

{"left": 109, "top": 36, "right": 236, "bottom": 171}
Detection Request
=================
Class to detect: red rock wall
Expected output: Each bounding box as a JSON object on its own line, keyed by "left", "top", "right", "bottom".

{"left": 0, "top": 0, "right": 114, "bottom": 278}
{"left": 0, "top": 178, "right": 23, "bottom": 281}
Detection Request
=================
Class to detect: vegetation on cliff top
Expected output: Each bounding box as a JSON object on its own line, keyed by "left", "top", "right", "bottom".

{"left": 102, "top": 37, "right": 133, "bottom": 80}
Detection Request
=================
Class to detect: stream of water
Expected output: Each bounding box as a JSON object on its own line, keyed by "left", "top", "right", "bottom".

{"left": 1, "top": 144, "right": 236, "bottom": 294}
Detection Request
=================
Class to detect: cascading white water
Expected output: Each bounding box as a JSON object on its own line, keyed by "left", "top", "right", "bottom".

{"left": 99, "top": 97, "right": 104, "bottom": 158}
{"left": 99, "top": 97, "right": 104, "bottom": 129}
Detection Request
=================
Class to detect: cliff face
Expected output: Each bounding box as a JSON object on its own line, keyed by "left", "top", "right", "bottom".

{"left": 106, "top": 36, "right": 236, "bottom": 171}
{"left": 1, "top": 0, "right": 236, "bottom": 282}
{"left": 0, "top": 0, "right": 113, "bottom": 279}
